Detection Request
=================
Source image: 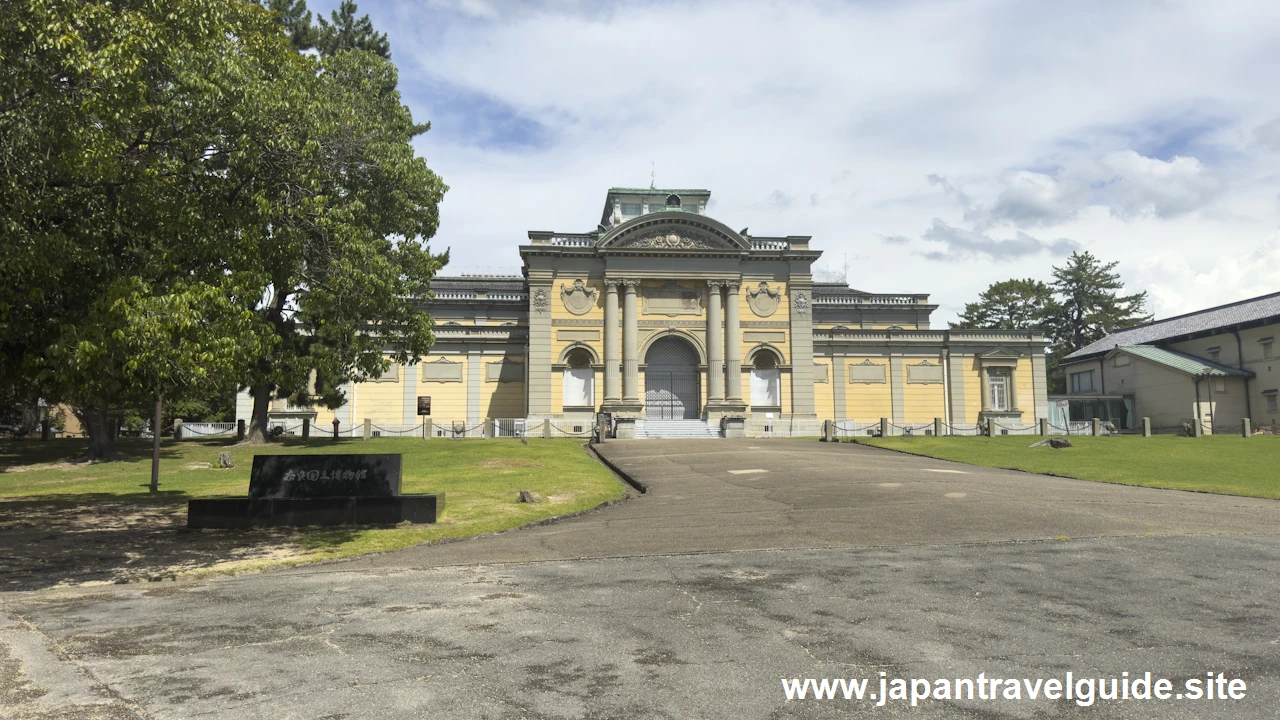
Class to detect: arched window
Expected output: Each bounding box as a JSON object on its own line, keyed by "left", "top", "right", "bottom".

{"left": 562, "top": 348, "right": 595, "bottom": 408}
{"left": 750, "top": 350, "right": 781, "bottom": 407}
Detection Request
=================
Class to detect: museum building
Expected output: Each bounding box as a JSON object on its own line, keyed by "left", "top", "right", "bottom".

{"left": 240, "top": 187, "right": 1050, "bottom": 438}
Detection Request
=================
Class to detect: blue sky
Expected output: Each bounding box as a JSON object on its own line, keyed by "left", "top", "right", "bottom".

{"left": 312, "top": 0, "right": 1280, "bottom": 322}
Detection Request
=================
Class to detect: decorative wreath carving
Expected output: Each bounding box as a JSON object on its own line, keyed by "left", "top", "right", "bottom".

{"left": 560, "top": 279, "right": 598, "bottom": 316}
{"left": 531, "top": 287, "right": 549, "bottom": 314}
{"left": 792, "top": 290, "right": 809, "bottom": 316}
{"left": 747, "top": 282, "right": 781, "bottom": 318}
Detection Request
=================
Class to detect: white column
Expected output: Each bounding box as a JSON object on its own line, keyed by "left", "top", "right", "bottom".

{"left": 604, "top": 280, "right": 621, "bottom": 402}
{"left": 707, "top": 280, "right": 724, "bottom": 402}
{"left": 725, "top": 281, "right": 742, "bottom": 402}
{"left": 622, "top": 279, "right": 640, "bottom": 402}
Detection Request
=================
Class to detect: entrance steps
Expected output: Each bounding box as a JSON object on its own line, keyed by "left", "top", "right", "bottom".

{"left": 636, "top": 419, "right": 722, "bottom": 439}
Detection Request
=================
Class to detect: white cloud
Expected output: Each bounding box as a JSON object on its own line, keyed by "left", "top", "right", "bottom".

{"left": 981, "top": 151, "right": 1225, "bottom": 226}
{"left": 323, "top": 0, "right": 1280, "bottom": 323}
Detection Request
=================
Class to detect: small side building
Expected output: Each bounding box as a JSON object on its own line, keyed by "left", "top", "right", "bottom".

{"left": 1059, "top": 291, "right": 1280, "bottom": 433}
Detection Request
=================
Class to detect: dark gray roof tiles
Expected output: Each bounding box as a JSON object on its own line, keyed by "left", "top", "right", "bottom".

{"left": 1066, "top": 291, "right": 1280, "bottom": 360}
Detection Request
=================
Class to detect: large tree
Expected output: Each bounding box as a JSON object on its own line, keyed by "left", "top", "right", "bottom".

{"left": 0, "top": 0, "right": 299, "bottom": 458}
{"left": 238, "top": 0, "right": 446, "bottom": 443}
{"left": 950, "top": 279, "right": 1058, "bottom": 331}
{"left": 1047, "top": 251, "right": 1151, "bottom": 353}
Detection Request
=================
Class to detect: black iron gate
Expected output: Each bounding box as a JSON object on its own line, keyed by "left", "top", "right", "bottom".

{"left": 645, "top": 370, "right": 700, "bottom": 419}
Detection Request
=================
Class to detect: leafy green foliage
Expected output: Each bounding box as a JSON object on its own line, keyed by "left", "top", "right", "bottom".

{"left": 261, "top": 0, "right": 317, "bottom": 51}
{"left": 1, "top": 0, "right": 445, "bottom": 454}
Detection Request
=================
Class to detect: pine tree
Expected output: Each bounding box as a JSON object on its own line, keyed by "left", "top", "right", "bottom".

{"left": 950, "top": 279, "right": 1057, "bottom": 331}
{"left": 316, "top": 0, "right": 391, "bottom": 59}
{"left": 261, "top": 0, "right": 317, "bottom": 51}
{"left": 1048, "top": 251, "right": 1151, "bottom": 352}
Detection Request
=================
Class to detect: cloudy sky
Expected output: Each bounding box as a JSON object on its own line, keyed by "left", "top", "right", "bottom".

{"left": 313, "top": 0, "right": 1280, "bottom": 324}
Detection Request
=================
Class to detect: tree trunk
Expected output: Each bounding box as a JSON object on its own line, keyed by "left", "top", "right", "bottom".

{"left": 81, "top": 405, "right": 113, "bottom": 461}
{"left": 243, "top": 383, "right": 274, "bottom": 444}
{"left": 150, "top": 394, "right": 162, "bottom": 492}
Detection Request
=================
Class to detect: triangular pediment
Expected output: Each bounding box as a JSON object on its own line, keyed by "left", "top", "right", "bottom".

{"left": 597, "top": 213, "right": 750, "bottom": 251}
{"left": 978, "top": 346, "right": 1025, "bottom": 359}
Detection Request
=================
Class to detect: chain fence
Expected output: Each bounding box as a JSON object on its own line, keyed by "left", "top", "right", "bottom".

{"left": 745, "top": 418, "right": 822, "bottom": 438}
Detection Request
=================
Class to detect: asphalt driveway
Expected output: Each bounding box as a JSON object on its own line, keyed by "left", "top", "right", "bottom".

{"left": 4, "top": 439, "right": 1279, "bottom": 719}
{"left": 331, "top": 438, "right": 1280, "bottom": 569}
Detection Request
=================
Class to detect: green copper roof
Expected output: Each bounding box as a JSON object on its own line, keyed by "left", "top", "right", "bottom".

{"left": 607, "top": 187, "right": 711, "bottom": 196}
{"left": 1113, "top": 345, "right": 1253, "bottom": 377}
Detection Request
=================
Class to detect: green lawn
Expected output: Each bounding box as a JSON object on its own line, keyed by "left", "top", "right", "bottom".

{"left": 855, "top": 434, "right": 1280, "bottom": 499}
{"left": 0, "top": 436, "right": 629, "bottom": 568}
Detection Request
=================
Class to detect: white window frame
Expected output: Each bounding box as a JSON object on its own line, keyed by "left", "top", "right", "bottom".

{"left": 988, "top": 371, "right": 1010, "bottom": 411}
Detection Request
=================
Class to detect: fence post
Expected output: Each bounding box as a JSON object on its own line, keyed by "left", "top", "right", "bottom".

{"left": 423, "top": 419, "right": 432, "bottom": 439}
{"left": 363, "top": 418, "right": 371, "bottom": 440}
{"left": 1193, "top": 415, "right": 1204, "bottom": 438}
{"left": 40, "top": 419, "right": 51, "bottom": 441}
{"left": 237, "top": 419, "right": 246, "bottom": 441}
{"left": 332, "top": 418, "right": 340, "bottom": 440}
{"left": 1142, "top": 417, "right": 1151, "bottom": 437}
{"left": 173, "top": 418, "right": 183, "bottom": 441}
{"left": 1038, "top": 417, "right": 1048, "bottom": 436}
{"left": 1242, "top": 418, "right": 1251, "bottom": 438}
{"left": 301, "top": 417, "right": 310, "bottom": 441}
{"left": 483, "top": 418, "right": 490, "bottom": 439}
{"left": 823, "top": 420, "right": 834, "bottom": 442}
{"left": 879, "top": 417, "right": 888, "bottom": 437}
{"left": 933, "top": 417, "right": 942, "bottom": 437}
{"left": 543, "top": 419, "right": 552, "bottom": 439}
{"left": 1091, "top": 418, "right": 1101, "bottom": 437}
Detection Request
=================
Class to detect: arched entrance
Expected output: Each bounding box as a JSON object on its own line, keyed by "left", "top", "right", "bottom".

{"left": 644, "top": 335, "right": 701, "bottom": 419}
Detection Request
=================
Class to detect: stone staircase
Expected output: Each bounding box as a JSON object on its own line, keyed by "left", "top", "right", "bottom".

{"left": 636, "top": 419, "right": 722, "bottom": 439}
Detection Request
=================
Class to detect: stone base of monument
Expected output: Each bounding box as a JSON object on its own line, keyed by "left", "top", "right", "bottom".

{"left": 187, "top": 494, "right": 444, "bottom": 529}
{"left": 187, "top": 453, "right": 443, "bottom": 528}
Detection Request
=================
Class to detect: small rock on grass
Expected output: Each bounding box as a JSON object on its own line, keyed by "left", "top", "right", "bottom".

{"left": 218, "top": 451, "right": 235, "bottom": 469}
{"left": 517, "top": 490, "right": 539, "bottom": 503}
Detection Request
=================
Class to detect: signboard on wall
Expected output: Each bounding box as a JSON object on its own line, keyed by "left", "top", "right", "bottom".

{"left": 417, "top": 396, "right": 432, "bottom": 416}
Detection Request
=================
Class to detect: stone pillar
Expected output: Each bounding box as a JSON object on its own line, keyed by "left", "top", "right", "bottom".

{"left": 1091, "top": 417, "right": 1101, "bottom": 437}
{"left": 332, "top": 418, "right": 340, "bottom": 439}
{"left": 527, "top": 278, "right": 554, "bottom": 414}
{"left": 1038, "top": 417, "right": 1048, "bottom": 436}
{"left": 1142, "top": 417, "right": 1151, "bottom": 437}
{"left": 706, "top": 280, "right": 725, "bottom": 402}
{"left": 172, "top": 418, "right": 183, "bottom": 440}
{"left": 40, "top": 419, "right": 51, "bottom": 441}
{"left": 787, "top": 284, "right": 817, "bottom": 416}
{"left": 363, "top": 418, "right": 372, "bottom": 440}
{"left": 237, "top": 419, "right": 246, "bottom": 441}
{"left": 622, "top": 279, "right": 640, "bottom": 402}
{"left": 423, "top": 419, "right": 432, "bottom": 439}
{"left": 823, "top": 419, "right": 835, "bottom": 442}
{"left": 1242, "top": 418, "right": 1252, "bottom": 438}
{"left": 301, "top": 417, "right": 310, "bottom": 441}
{"left": 979, "top": 366, "right": 991, "bottom": 412}
{"left": 604, "top": 280, "right": 621, "bottom": 402}
{"left": 934, "top": 417, "right": 943, "bottom": 437}
{"left": 725, "top": 281, "right": 742, "bottom": 402}
{"left": 879, "top": 417, "right": 888, "bottom": 437}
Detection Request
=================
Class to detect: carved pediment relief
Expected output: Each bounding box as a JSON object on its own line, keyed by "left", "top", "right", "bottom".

{"left": 747, "top": 282, "right": 781, "bottom": 318}
{"left": 560, "top": 279, "right": 598, "bottom": 316}
{"left": 616, "top": 230, "right": 726, "bottom": 250}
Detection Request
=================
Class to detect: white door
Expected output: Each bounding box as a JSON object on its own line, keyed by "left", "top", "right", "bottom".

{"left": 750, "top": 369, "right": 780, "bottom": 406}
{"left": 563, "top": 368, "right": 594, "bottom": 407}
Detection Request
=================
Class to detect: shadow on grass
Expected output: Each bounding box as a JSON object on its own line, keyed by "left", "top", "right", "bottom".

{"left": 0, "top": 495, "right": 319, "bottom": 593}
{"left": 0, "top": 438, "right": 189, "bottom": 468}
{"left": 298, "top": 529, "right": 362, "bottom": 551}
